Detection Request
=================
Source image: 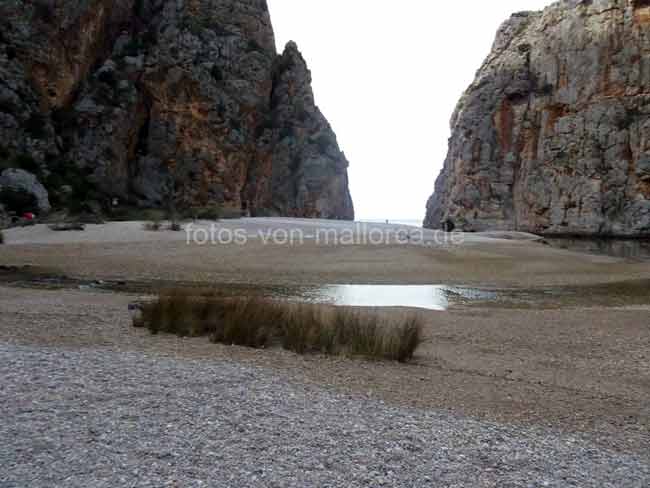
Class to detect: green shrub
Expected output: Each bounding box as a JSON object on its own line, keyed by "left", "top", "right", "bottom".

{"left": 134, "top": 290, "right": 424, "bottom": 362}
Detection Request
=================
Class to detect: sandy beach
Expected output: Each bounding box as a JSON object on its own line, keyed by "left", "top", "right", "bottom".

{"left": 1, "top": 218, "right": 649, "bottom": 287}
{"left": 1, "top": 218, "right": 649, "bottom": 459}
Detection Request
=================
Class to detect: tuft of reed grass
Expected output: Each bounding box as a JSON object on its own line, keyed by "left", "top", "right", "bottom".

{"left": 134, "top": 290, "right": 424, "bottom": 362}
{"left": 210, "top": 298, "right": 284, "bottom": 348}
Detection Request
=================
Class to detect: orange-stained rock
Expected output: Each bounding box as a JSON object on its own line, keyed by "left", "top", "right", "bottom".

{"left": 0, "top": 0, "right": 354, "bottom": 219}
{"left": 425, "top": 0, "right": 650, "bottom": 236}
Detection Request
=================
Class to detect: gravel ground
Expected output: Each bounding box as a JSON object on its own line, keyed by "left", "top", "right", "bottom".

{"left": 2, "top": 343, "right": 648, "bottom": 488}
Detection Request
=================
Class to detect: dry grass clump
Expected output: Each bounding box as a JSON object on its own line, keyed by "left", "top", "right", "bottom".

{"left": 280, "top": 306, "right": 422, "bottom": 362}
{"left": 134, "top": 290, "right": 423, "bottom": 362}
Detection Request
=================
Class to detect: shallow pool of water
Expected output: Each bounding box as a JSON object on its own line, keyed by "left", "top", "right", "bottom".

{"left": 300, "top": 285, "right": 451, "bottom": 310}
{"left": 291, "top": 281, "right": 650, "bottom": 311}
{"left": 2, "top": 266, "right": 648, "bottom": 311}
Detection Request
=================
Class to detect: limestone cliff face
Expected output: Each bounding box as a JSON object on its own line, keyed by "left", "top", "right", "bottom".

{"left": 0, "top": 0, "right": 354, "bottom": 219}
{"left": 425, "top": 0, "right": 650, "bottom": 236}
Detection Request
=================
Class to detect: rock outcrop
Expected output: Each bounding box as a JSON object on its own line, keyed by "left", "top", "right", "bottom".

{"left": 425, "top": 0, "right": 650, "bottom": 236}
{"left": 0, "top": 168, "right": 51, "bottom": 213}
{"left": 0, "top": 0, "right": 354, "bottom": 219}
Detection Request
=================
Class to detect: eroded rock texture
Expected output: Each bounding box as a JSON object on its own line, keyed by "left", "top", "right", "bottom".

{"left": 0, "top": 0, "right": 354, "bottom": 219}
{"left": 425, "top": 0, "right": 650, "bottom": 236}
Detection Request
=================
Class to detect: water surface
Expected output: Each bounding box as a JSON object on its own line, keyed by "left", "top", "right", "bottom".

{"left": 295, "top": 282, "right": 650, "bottom": 311}
{"left": 301, "top": 285, "right": 450, "bottom": 310}
{"left": 2, "top": 266, "right": 648, "bottom": 311}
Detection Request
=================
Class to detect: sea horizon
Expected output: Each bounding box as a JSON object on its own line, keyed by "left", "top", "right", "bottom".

{"left": 358, "top": 218, "right": 424, "bottom": 228}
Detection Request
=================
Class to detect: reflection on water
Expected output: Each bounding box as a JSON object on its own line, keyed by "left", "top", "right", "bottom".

{"left": 290, "top": 281, "right": 650, "bottom": 311}
{"left": 545, "top": 238, "right": 650, "bottom": 261}
{"left": 302, "top": 285, "right": 450, "bottom": 310}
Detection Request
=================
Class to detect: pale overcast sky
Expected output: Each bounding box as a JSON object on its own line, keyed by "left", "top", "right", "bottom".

{"left": 267, "top": 0, "right": 552, "bottom": 221}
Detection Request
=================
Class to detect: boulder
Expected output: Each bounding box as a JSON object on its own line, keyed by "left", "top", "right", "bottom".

{"left": 0, "top": 169, "right": 51, "bottom": 213}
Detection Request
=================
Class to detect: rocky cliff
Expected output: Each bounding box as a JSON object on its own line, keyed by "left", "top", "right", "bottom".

{"left": 0, "top": 0, "right": 354, "bottom": 219}
{"left": 425, "top": 0, "right": 650, "bottom": 236}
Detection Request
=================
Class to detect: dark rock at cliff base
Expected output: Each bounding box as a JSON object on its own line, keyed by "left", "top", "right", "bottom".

{"left": 0, "top": 0, "right": 354, "bottom": 220}
{"left": 425, "top": 0, "right": 650, "bottom": 236}
{"left": 0, "top": 169, "right": 51, "bottom": 213}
